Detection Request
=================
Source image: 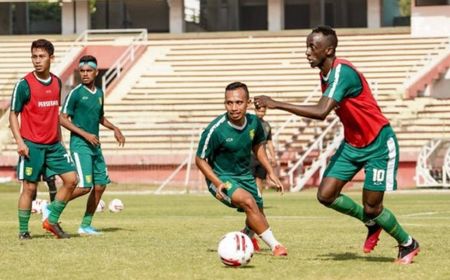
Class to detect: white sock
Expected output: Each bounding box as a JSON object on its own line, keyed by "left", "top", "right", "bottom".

{"left": 401, "top": 236, "right": 413, "bottom": 247}
{"left": 259, "top": 228, "right": 280, "bottom": 250}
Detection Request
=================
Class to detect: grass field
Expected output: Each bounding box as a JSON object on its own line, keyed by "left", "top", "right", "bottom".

{"left": 0, "top": 184, "right": 449, "bottom": 280}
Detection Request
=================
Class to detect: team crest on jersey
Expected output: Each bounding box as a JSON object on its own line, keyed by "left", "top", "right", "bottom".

{"left": 25, "top": 167, "right": 33, "bottom": 176}
{"left": 98, "top": 98, "right": 102, "bottom": 105}
{"left": 249, "top": 129, "right": 255, "bottom": 140}
{"left": 85, "top": 175, "right": 92, "bottom": 184}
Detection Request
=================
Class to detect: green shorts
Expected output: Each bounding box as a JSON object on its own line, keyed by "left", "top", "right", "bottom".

{"left": 71, "top": 151, "right": 110, "bottom": 188}
{"left": 207, "top": 175, "right": 263, "bottom": 211}
{"left": 17, "top": 140, "right": 76, "bottom": 182}
{"left": 323, "top": 125, "right": 399, "bottom": 192}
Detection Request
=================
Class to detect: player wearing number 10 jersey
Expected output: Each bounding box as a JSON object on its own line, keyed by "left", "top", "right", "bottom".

{"left": 254, "top": 26, "right": 419, "bottom": 264}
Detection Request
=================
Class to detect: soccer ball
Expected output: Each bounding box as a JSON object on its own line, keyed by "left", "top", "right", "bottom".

{"left": 96, "top": 199, "right": 106, "bottom": 212}
{"left": 108, "top": 198, "right": 124, "bottom": 213}
{"left": 31, "top": 199, "right": 47, "bottom": 214}
{"left": 218, "top": 231, "right": 254, "bottom": 267}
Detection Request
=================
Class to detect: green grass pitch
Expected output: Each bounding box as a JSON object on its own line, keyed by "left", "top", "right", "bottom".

{"left": 0, "top": 184, "right": 449, "bottom": 280}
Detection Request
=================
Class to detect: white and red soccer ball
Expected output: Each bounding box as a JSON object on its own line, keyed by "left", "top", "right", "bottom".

{"left": 96, "top": 199, "right": 106, "bottom": 212}
{"left": 218, "top": 231, "right": 254, "bottom": 267}
{"left": 108, "top": 198, "right": 124, "bottom": 213}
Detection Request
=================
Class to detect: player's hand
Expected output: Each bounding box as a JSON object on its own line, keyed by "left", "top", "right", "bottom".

{"left": 114, "top": 128, "right": 125, "bottom": 147}
{"left": 84, "top": 133, "right": 100, "bottom": 147}
{"left": 216, "top": 183, "right": 226, "bottom": 200}
{"left": 254, "top": 95, "right": 276, "bottom": 109}
{"left": 17, "top": 141, "right": 29, "bottom": 158}
{"left": 266, "top": 172, "right": 284, "bottom": 194}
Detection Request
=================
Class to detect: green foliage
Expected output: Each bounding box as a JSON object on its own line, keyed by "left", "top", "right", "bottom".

{"left": 399, "top": 0, "right": 411, "bottom": 16}
{"left": 0, "top": 189, "right": 449, "bottom": 279}
{"left": 29, "top": 2, "right": 61, "bottom": 21}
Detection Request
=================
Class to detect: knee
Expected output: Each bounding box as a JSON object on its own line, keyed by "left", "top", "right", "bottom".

{"left": 316, "top": 190, "right": 336, "bottom": 206}
{"left": 363, "top": 203, "right": 383, "bottom": 217}
{"left": 64, "top": 175, "right": 78, "bottom": 189}
{"left": 239, "top": 197, "right": 259, "bottom": 213}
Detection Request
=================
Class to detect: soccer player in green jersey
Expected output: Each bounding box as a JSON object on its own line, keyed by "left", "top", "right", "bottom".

{"left": 254, "top": 26, "right": 419, "bottom": 264}
{"left": 251, "top": 105, "right": 278, "bottom": 194}
{"left": 196, "top": 82, "right": 287, "bottom": 256}
{"left": 9, "top": 39, "right": 78, "bottom": 239}
{"left": 58, "top": 55, "right": 125, "bottom": 235}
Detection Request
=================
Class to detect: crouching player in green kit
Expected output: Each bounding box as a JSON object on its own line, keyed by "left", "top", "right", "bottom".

{"left": 196, "top": 82, "right": 287, "bottom": 256}
{"left": 56, "top": 55, "right": 125, "bottom": 235}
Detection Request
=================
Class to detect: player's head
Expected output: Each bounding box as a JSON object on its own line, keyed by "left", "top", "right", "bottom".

{"left": 224, "top": 82, "right": 251, "bottom": 125}
{"left": 254, "top": 105, "right": 267, "bottom": 120}
{"left": 305, "top": 25, "right": 338, "bottom": 69}
{"left": 31, "top": 39, "right": 54, "bottom": 74}
{"left": 78, "top": 55, "right": 98, "bottom": 86}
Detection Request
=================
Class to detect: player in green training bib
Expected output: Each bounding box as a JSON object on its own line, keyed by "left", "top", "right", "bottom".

{"left": 196, "top": 82, "right": 287, "bottom": 256}
{"left": 255, "top": 26, "right": 419, "bottom": 264}
{"left": 59, "top": 55, "right": 125, "bottom": 235}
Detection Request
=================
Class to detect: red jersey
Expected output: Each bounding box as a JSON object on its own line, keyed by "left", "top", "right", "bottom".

{"left": 321, "top": 58, "right": 389, "bottom": 147}
{"left": 20, "top": 72, "right": 61, "bottom": 144}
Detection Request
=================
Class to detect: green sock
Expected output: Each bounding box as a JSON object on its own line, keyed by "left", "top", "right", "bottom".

{"left": 374, "top": 208, "right": 410, "bottom": 244}
{"left": 48, "top": 199, "right": 67, "bottom": 224}
{"left": 80, "top": 213, "right": 94, "bottom": 228}
{"left": 329, "top": 194, "right": 368, "bottom": 223}
{"left": 18, "top": 209, "right": 31, "bottom": 233}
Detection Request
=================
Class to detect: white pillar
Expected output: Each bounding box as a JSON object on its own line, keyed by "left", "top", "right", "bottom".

{"left": 61, "top": 1, "right": 75, "bottom": 35}
{"left": 62, "top": 0, "right": 89, "bottom": 35}
{"left": 367, "top": 0, "right": 381, "bottom": 28}
{"left": 75, "top": 0, "right": 90, "bottom": 34}
{"left": 268, "top": 0, "right": 284, "bottom": 31}
{"left": 167, "top": 0, "right": 185, "bottom": 34}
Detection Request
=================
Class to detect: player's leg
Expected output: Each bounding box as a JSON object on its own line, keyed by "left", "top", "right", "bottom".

{"left": 44, "top": 175, "right": 57, "bottom": 202}
{"left": 231, "top": 187, "right": 286, "bottom": 256}
{"left": 79, "top": 152, "right": 110, "bottom": 235}
{"left": 42, "top": 143, "right": 77, "bottom": 238}
{"left": 363, "top": 130, "right": 419, "bottom": 263}
{"left": 18, "top": 180, "right": 38, "bottom": 239}
{"left": 17, "top": 142, "right": 45, "bottom": 239}
{"left": 79, "top": 184, "right": 106, "bottom": 235}
{"left": 317, "top": 143, "right": 367, "bottom": 222}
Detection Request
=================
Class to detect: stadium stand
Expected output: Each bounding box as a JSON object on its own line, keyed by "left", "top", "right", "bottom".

{"left": 0, "top": 29, "right": 448, "bottom": 187}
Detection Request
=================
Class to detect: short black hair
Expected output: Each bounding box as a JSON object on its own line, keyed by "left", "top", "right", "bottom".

{"left": 311, "top": 25, "right": 338, "bottom": 51}
{"left": 31, "top": 39, "right": 54, "bottom": 56}
{"left": 225, "top": 81, "right": 249, "bottom": 100}
{"left": 79, "top": 55, "right": 97, "bottom": 65}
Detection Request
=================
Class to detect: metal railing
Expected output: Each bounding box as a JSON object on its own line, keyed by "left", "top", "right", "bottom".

{"left": 154, "top": 127, "right": 201, "bottom": 194}
{"left": 101, "top": 29, "right": 148, "bottom": 93}
{"left": 273, "top": 84, "right": 320, "bottom": 150}
{"left": 288, "top": 117, "right": 343, "bottom": 191}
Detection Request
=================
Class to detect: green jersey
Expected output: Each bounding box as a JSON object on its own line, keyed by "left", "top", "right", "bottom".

{"left": 197, "top": 113, "right": 266, "bottom": 177}
{"left": 61, "top": 84, "right": 104, "bottom": 154}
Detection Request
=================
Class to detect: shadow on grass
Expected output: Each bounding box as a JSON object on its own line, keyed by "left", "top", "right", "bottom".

{"left": 317, "top": 252, "right": 393, "bottom": 263}
{"left": 100, "top": 227, "right": 128, "bottom": 233}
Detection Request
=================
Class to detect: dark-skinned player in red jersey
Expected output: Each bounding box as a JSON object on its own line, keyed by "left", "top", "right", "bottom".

{"left": 254, "top": 26, "right": 419, "bottom": 264}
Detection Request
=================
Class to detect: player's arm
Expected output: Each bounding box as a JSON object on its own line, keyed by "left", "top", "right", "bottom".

{"left": 253, "top": 143, "right": 284, "bottom": 193}
{"left": 266, "top": 139, "right": 277, "bottom": 166}
{"left": 59, "top": 113, "right": 100, "bottom": 146}
{"left": 9, "top": 80, "right": 29, "bottom": 157}
{"left": 9, "top": 111, "right": 28, "bottom": 157}
{"left": 100, "top": 117, "right": 125, "bottom": 147}
{"left": 195, "top": 156, "right": 226, "bottom": 200}
{"left": 254, "top": 95, "right": 336, "bottom": 120}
